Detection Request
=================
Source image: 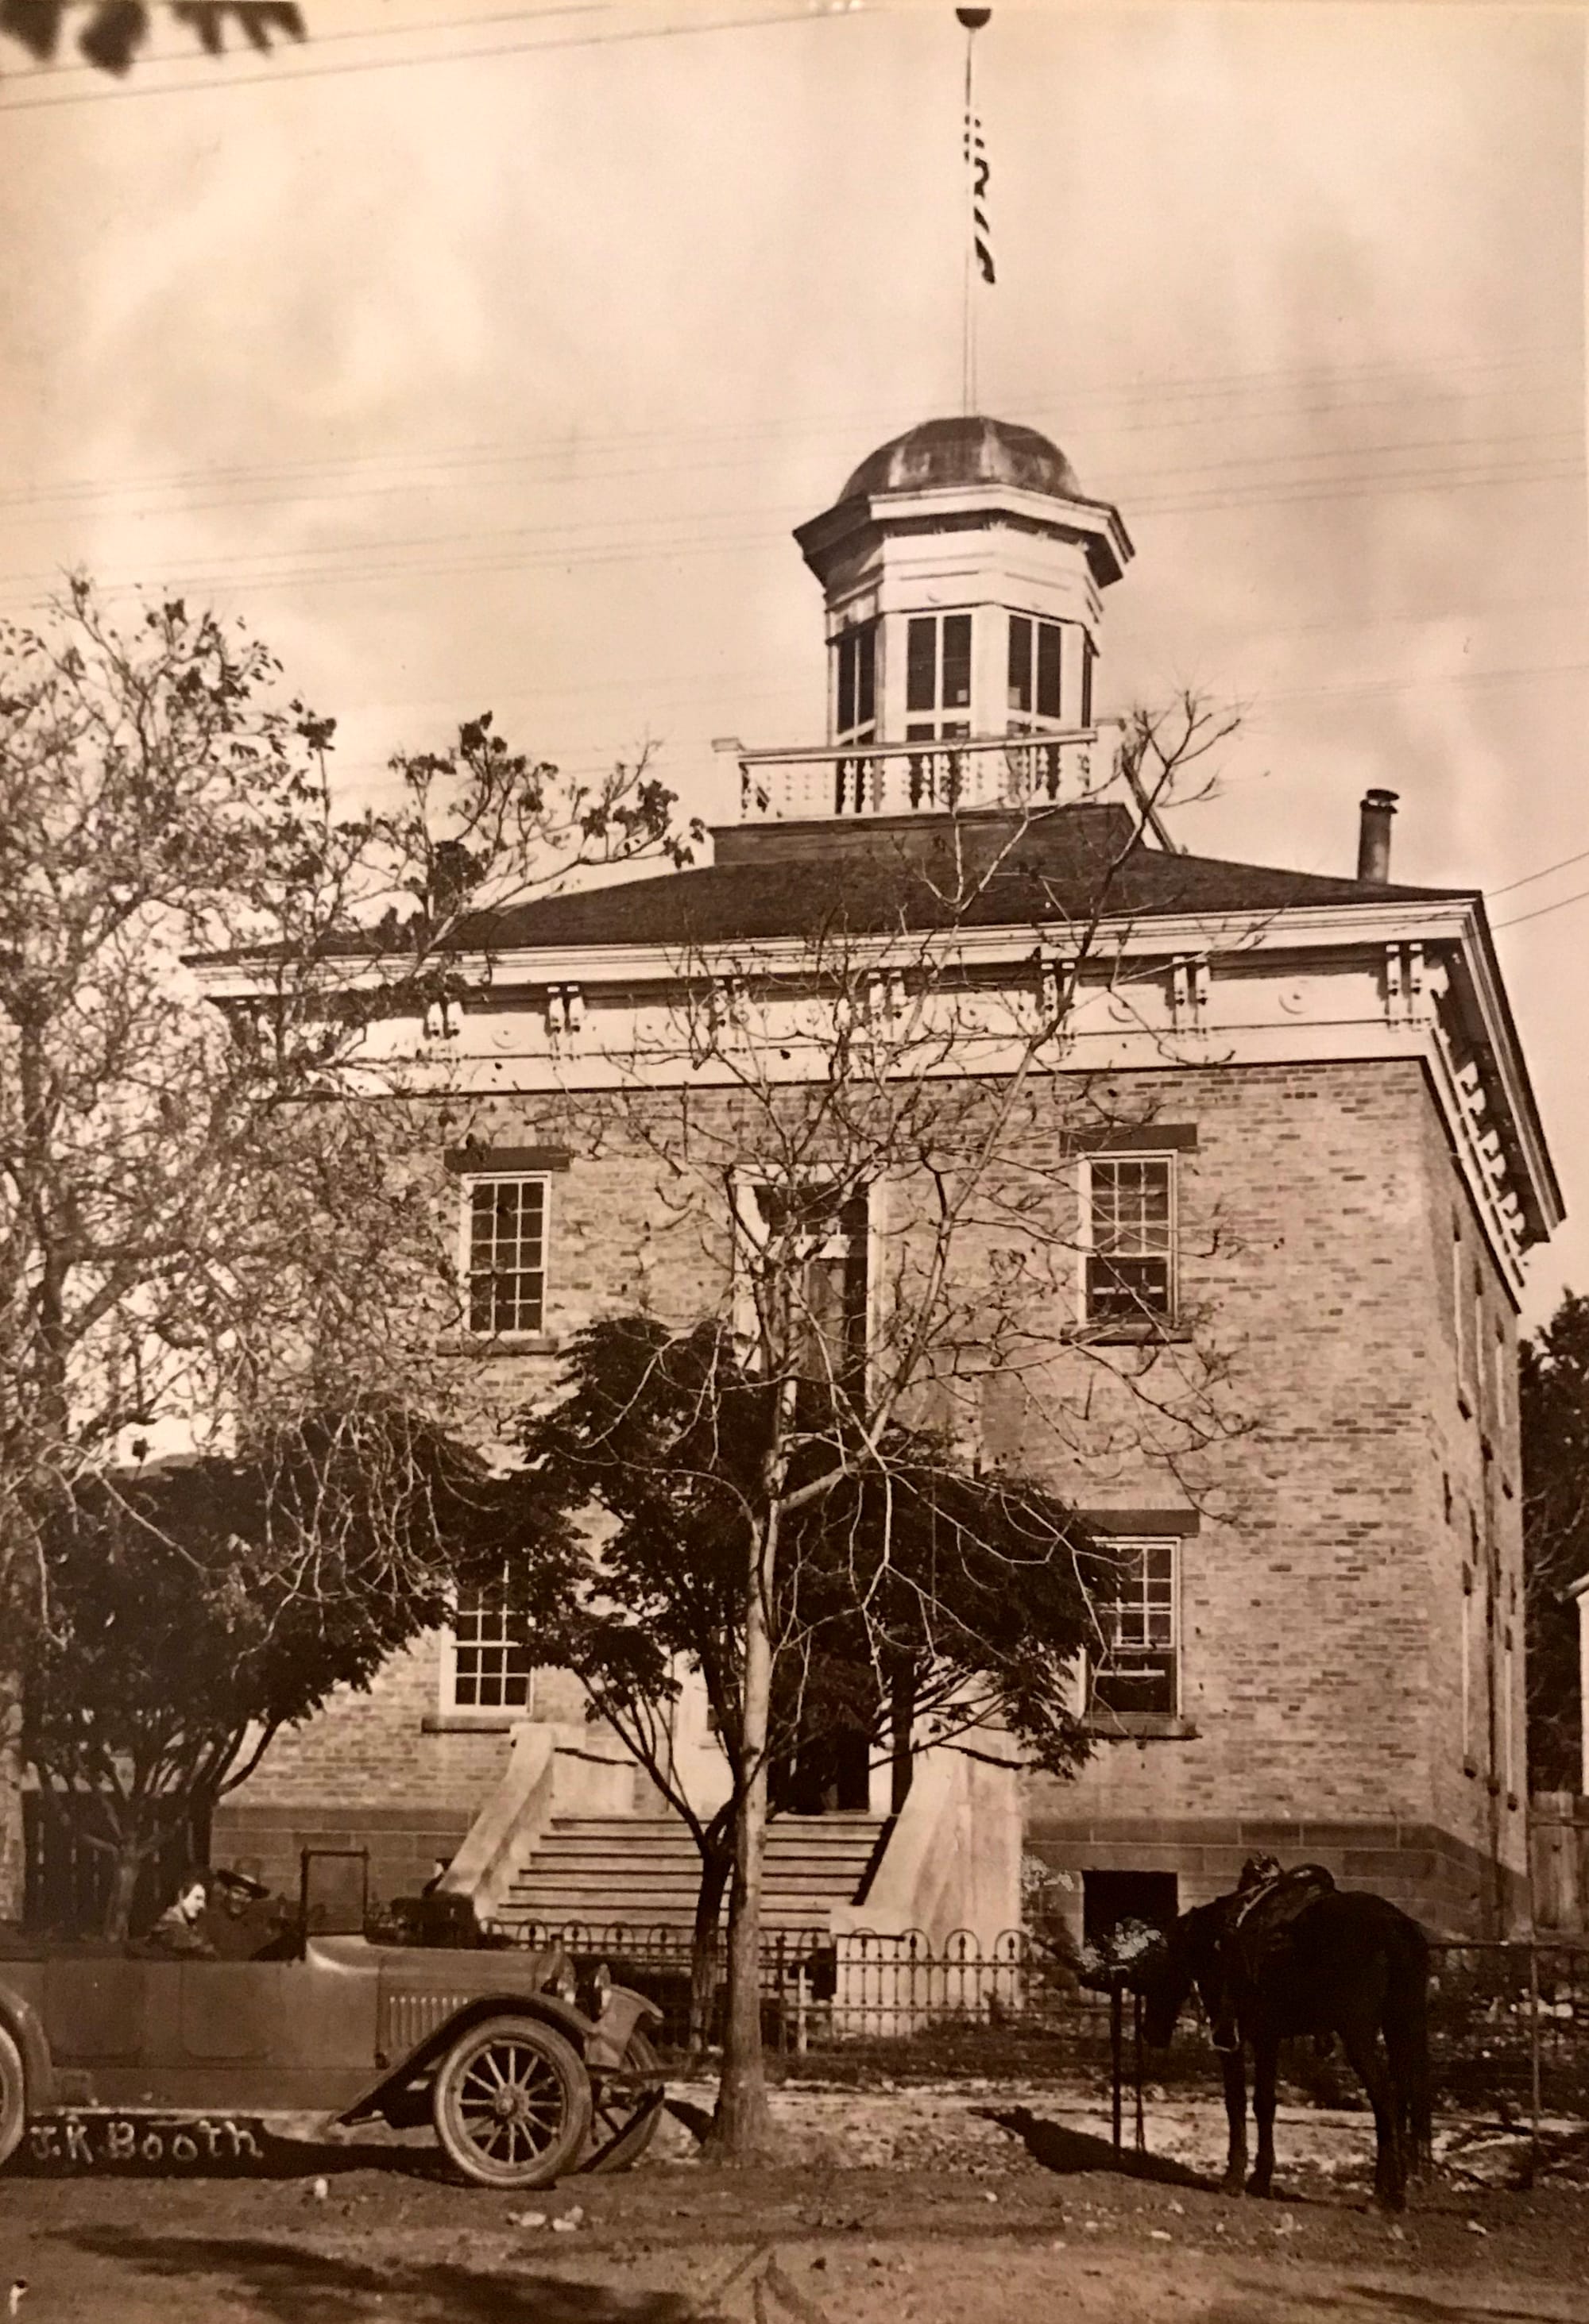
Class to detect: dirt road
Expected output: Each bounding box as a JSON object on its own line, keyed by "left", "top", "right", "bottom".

{"left": 2, "top": 2083, "right": 1586, "bottom": 2322}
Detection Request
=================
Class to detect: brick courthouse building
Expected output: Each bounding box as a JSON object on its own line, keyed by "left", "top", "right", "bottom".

{"left": 210, "top": 415, "right": 1561, "bottom": 1943}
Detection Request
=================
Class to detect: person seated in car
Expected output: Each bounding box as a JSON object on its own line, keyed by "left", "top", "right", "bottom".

{"left": 146, "top": 1870, "right": 216, "bottom": 1957}
{"left": 207, "top": 1859, "right": 283, "bottom": 1959}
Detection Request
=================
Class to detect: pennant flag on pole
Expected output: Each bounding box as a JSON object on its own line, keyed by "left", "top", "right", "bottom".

{"left": 965, "top": 114, "right": 995, "bottom": 284}
{"left": 958, "top": 7, "right": 994, "bottom": 285}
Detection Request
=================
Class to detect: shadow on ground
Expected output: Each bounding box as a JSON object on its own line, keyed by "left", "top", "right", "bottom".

{"left": 60, "top": 2230, "right": 705, "bottom": 2323}
{"left": 1338, "top": 2290, "right": 1580, "bottom": 2324}
{"left": 975, "top": 2106, "right": 1217, "bottom": 2191}
{"left": 664, "top": 2095, "right": 713, "bottom": 2144}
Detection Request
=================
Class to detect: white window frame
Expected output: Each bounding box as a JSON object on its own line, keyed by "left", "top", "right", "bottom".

{"left": 832, "top": 619, "right": 879, "bottom": 747}
{"left": 730, "top": 1172, "right": 879, "bottom": 1395}
{"left": 1006, "top": 611, "right": 1064, "bottom": 731}
{"left": 904, "top": 609, "right": 974, "bottom": 742}
{"left": 439, "top": 1572, "right": 537, "bottom": 1720}
{"left": 458, "top": 1171, "right": 551, "bottom": 1342}
{"left": 1080, "top": 1152, "right": 1179, "bottom": 1331}
{"left": 1084, "top": 1536, "right": 1180, "bottom": 1720}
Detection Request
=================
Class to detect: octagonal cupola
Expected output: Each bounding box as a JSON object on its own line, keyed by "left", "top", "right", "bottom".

{"left": 793, "top": 414, "right": 1133, "bottom": 752}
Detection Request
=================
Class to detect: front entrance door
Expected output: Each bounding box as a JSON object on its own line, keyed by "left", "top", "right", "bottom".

{"left": 773, "top": 1727, "right": 872, "bottom": 1815}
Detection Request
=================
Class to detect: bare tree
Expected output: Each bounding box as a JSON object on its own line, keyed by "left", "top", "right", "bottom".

{"left": 0, "top": 577, "right": 694, "bottom": 1920}
{"left": 473, "top": 713, "right": 1251, "bottom": 2155}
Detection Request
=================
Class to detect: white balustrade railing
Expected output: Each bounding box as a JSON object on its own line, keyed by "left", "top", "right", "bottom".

{"left": 738, "top": 728, "right": 1112, "bottom": 822}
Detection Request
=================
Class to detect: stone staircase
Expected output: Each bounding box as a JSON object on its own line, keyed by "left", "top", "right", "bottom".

{"left": 497, "top": 1811, "right": 890, "bottom": 1940}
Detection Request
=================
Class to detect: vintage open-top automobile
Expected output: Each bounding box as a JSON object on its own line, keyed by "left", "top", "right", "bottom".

{"left": 0, "top": 1852, "right": 664, "bottom": 2188}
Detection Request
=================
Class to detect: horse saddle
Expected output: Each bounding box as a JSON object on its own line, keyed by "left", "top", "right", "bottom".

{"left": 1229, "top": 1861, "right": 1336, "bottom": 1963}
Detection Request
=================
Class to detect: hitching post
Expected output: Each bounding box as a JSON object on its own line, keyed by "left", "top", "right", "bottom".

{"left": 1133, "top": 1989, "right": 1146, "bottom": 2152}
{"left": 1110, "top": 1982, "right": 1124, "bottom": 2151}
{"left": 1529, "top": 1940, "right": 1542, "bottom": 2177}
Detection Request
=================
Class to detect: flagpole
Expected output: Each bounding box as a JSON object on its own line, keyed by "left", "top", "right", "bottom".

{"left": 957, "top": 8, "right": 992, "bottom": 417}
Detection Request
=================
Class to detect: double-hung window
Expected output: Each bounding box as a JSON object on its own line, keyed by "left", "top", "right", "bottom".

{"left": 834, "top": 623, "right": 877, "bottom": 746}
{"left": 905, "top": 612, "right": 972, "bottom": 742}
{"left": 1007, "top": 613, "right": 1063, "bottom": 729}
{"left": 463, "top": 1174, "right": 548, "bottom": 1338}
{"left": 1084, "top": 1154, "right": 1177, "bottom": 1328}
{"left": 739, "top": 1181, "right": 871, "bottom": 1399}
{"left": 1089, "top": 1539, "right": 1178, "bottom": 1716}
{"left": 448, "top": 1576, "right": 535, "bottom": 1712}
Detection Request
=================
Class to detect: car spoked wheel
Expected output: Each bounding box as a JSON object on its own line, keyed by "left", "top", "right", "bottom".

{"left": 431, "top": 2016, "right": 592, "bottom": 2190}
{"left": 582, "top": 2030, "right": 665, "bottom": 2175}
{"left": 0, "top": 2025, "right": 25, "bottom": 2172}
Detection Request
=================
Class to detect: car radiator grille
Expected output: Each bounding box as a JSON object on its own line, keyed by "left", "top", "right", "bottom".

{"left": 381, "top": 1988, "right": 477, "bottom": 2057}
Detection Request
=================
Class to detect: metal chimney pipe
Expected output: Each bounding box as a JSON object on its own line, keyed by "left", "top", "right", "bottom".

{"left": 1357, "top": 789, "right": 1399, "bottom": 884}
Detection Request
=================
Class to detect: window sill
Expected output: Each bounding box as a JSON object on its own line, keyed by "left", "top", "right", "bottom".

{"left": 1081, "top": 1324, "right": 1193, "bottom": 1348}
{"left": 439, "top": 1334, "right": 562, "bottom": 1358}
{"left": 422, "top": 1712, "right": 532, "bottom": 1734}
{"left": 1085, "top": 1713, "right": 1198, "bottom": 1742}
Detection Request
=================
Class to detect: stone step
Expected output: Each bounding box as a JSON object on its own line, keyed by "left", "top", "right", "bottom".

{"left": 502, "top": 1810, "right": 890, "bottom": 1939}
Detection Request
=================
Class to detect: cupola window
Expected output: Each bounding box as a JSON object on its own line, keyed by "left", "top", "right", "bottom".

{"left": 905, "top": 612, "right": 972, "bottom": 741}
{"left": 833, "top": 622, "right": 876, "bottom": 744}
{"left": 1007, "top": 614, "right": 1063, "bottom": 729}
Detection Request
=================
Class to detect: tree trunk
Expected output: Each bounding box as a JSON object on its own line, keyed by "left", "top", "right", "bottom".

{"left": 0, "top": 1674, "right": 25, "bottom": 1927}
{"left": 709, "top": 1510, "right": 779, "bottom": 2160}
{"left": 688, "top": 1818, "right": 733, "bottom": 2056}
{"left": 104, "top": 1839, "right": 146, "bottom": 1941}
{"left": 890, "top": 1666, "right": 915, "bottom": 1816}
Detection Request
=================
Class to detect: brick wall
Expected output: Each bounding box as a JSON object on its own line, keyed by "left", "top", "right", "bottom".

{"left": 1023, "top": 1056, "right": 1529, "bottom": 1936}
{"left": 226, "top": 1056, "right": 1528, "bottom": 1933}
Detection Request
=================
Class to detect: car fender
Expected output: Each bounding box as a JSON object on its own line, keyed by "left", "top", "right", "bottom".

{"left": 0, "top": 1977, "right": 57, "bottom": 2112}
{"left": 339, "top": 1985, "right": 651, "bottom": 2125}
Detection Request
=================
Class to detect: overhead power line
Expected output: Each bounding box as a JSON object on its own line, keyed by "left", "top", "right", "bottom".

{"left": 1, "top": 439, "right": 1579, "bottom": 612}
{"left": 0, "top": 3, "right": 609, "bottom": 85}
{"left": 1487, "top": 844, "right": 1589, "bottom": 901}
{"left": 0, "top": 1, "right": 839, "bottom": 114}
{"left": 1492, "top": 883, "right": 1589, "bottom": 933}
{"left": 3, "top": 347, "right": 1575, "bottom": 524}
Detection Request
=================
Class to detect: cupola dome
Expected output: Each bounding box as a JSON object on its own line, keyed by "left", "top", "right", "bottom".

{"left": 839, "top": 414, "right": 1085, "bottom": 505}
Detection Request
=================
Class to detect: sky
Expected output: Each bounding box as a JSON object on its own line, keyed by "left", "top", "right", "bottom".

{"left": 2, "top": 0, "right": 1585, "bottom": 1324}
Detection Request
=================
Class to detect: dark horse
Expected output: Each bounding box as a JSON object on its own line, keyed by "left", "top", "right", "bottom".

{"left": 1136, "top": 1887, "right": 1432, "bottom": 2210}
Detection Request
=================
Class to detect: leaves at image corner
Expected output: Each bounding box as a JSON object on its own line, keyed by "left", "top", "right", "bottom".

{"left": 1521, "top": 1289, "right": 1589, "bottom": 1791}
{"left": 0, "top": 2, "right": 303, "bottom": 77}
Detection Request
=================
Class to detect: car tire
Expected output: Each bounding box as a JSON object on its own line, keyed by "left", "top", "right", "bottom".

{"left": 0, "top": 2023, "right": 25, "bottom": 2172}
{"left": 582, "top": 2029, "right": 665, "bottom": 2175}
{"left": 431, "top": 2014, "right": 592, "bottom": 2191}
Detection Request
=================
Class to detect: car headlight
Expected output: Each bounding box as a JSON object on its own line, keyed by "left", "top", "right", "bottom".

{"left": 546, "top": 1943, "right": 578, "bottom": 2006}
{"left": 593, "top": 1961, "right": 613, "bottom": 2014}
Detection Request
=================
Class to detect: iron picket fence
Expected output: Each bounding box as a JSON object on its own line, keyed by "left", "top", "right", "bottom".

{"left": 485, "top": 1917, "right": 1589, "bottom": 2122}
